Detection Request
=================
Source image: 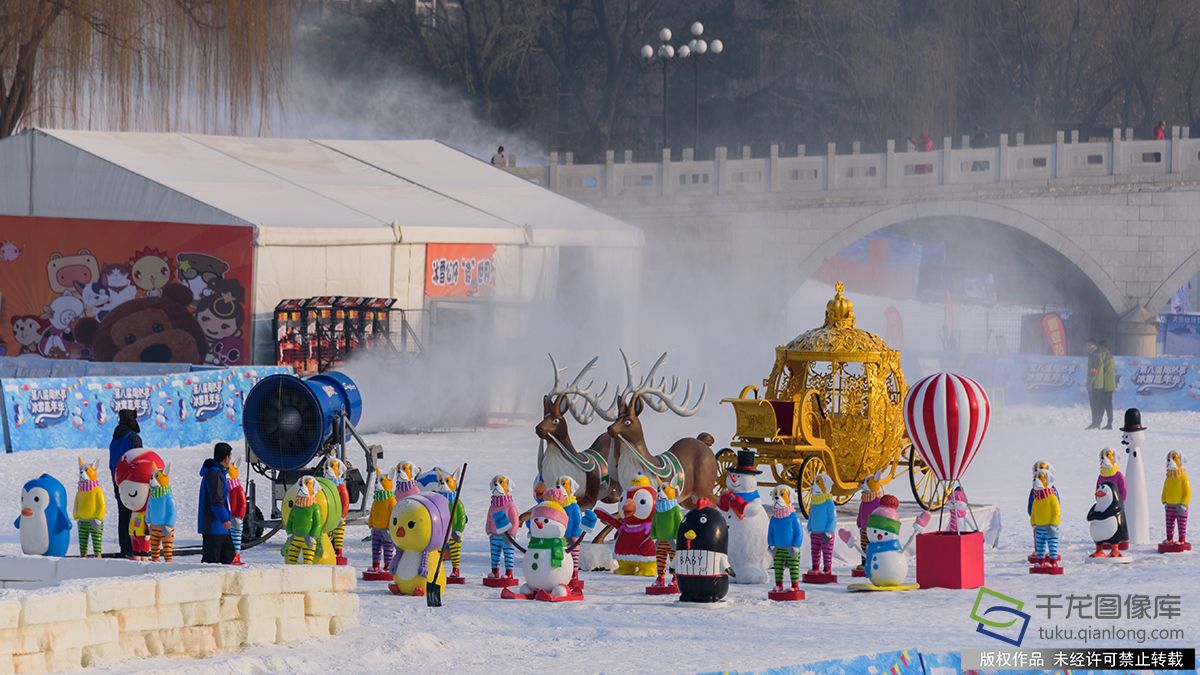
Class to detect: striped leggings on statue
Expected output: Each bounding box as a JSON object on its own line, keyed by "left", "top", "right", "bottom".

{"left": 285, "top": 535, "right": 315, "bottom": 564}
{"left": 489, "top": 534, "right": 515, "bottom": 572}
{"left": 447, "top": 539, "right": 462, "bottom": 571}
{"left": 77, "top": 519, "right": 102, "bottom": 557}
{"left": 1166, "top": 502, "right": 1185, "bottom": 538}
{"left": 149, "top": 526, "right": 174, "bottom": 562}
{"left": 332, "top": 520, "right": 345, "bottom": 555}
{"left": 810, "top": 532, "right": 833, "bottom": 570}
{"left": 773, "top": 547, "right": 800, "bottom": 584}
{"left": 231, "top": 518, "right": 243, "bottom": 553}
{"left": 655, "top": 540, "right": 674, "bottom": 579}
{"left": 372, "top": 529, "right": 394, "bottom": 569}
{"left": 1033, "top": 525, "right": 1059, "bottom": 559}
{"left": 859, "top": 529, "right": 868, "bottom": 567}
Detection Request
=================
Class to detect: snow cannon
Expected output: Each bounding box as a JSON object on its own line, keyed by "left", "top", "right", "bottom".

{"left": 243, "top": 372, "right": 363, "bottom": 471}
{"left": 240, "top": 371, "right": 382, "bottom": 541}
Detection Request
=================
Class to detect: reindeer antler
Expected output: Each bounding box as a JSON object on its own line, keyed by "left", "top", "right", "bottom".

{"left": 627, "top": 351, "right": 707, "bottom": 417}
{"left": 547, "top": 354, "right": 616, "bottom": 422}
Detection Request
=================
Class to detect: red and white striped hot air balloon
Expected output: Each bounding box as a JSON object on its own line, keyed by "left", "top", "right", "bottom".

{"left": 903, "top": 372, "right": 991, "bottom": 482}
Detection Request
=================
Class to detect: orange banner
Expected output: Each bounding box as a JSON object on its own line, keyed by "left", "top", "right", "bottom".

{"left": 1042, "top": 313, "right": 1067, "bottom": 356}
{"left": 425, "top": 243, "right": 497, "bottom": 297}
{"left": 0, "top": 215, "right": 253, "bottom": 365}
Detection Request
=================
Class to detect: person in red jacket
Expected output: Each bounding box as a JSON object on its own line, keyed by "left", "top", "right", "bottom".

{"left": 227, "top": 460, "right": 248, "bottom": 565}
{"left": 1154, "top": 121, "right": 1167, "bottom": 140}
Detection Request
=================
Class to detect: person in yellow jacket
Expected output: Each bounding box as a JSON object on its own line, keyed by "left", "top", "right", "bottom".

{"left": 74, "top": 458, "right": 107, "bottom": 557}
{"left": 1162, "top": 451, "right": 1191, "bottom": 547}
{"left": 1028, "top": 466, "right": 1061, "bottom": 569}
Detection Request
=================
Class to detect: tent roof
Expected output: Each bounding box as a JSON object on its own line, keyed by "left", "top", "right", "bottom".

{"left": 3, "top": 129, "right": 640, "bottom": 247}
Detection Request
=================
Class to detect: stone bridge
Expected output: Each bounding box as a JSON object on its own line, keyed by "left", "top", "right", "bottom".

{"left": 513, "top": 129, "right": 1200, "bottom": 354}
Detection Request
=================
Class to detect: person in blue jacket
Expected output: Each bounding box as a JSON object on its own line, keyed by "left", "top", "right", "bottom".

{"left": 108, "top": 409, "right": 142, "bottom": 558}
{"left": 198, "top": 442, "right": 234, "bottom": 564}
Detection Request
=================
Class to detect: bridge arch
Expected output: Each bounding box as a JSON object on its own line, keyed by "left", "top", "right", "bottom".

{"left": 1149, "top": 249, "right": 1200, "bottom": 312}
{"left": 795, "top": 200, "right": 1127, "bottom": 315}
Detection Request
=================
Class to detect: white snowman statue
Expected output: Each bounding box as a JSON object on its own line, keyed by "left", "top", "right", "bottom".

{"left": 517, "top": 489, "right": 576, "bottom": 598}
{"left": 864, "top": 494, "right": 909, "bottom": 586}
{"left": 1119, "top": 408, "right": 1151, "bottom": 545}
{"left": 717, "top": 449, "right": 771, "bottom": 584}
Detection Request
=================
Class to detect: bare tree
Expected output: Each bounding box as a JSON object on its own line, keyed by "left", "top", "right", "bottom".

{"left": 0, "top": 0, "right": 291, "bottom": 138}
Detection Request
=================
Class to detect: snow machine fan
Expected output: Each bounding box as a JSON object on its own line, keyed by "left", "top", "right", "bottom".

{"left": 242, "top": 372, "right": 383, "bottom": 531}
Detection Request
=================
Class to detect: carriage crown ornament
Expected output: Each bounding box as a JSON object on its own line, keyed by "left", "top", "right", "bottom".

{"left": 721, "top": 282, "right": 944, "bottom": 516}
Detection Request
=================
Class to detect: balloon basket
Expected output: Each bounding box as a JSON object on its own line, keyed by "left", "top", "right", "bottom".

{"left": 482, "top": 576, "right": 519, "bottom": 588}
{"left": 801, "top": 571, "right": 837, "bottom": 584}
{"left": 915, "top": 531, "right": 984, "bottom": 590}
{"left": 362, "top": 570, "right": 392, "bottom": 581}
{"left": 768, "top": 589, "right": 806, "bottom": 602}
{"left": 1158, "top": 541, "right": 1192, "bottom": 554}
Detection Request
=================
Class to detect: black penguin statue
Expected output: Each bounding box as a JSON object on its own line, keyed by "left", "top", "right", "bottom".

{"left": 674, "top": 499, "right": 731, "bottom": 603}
{"left": 1088, "top": 481, "right": 1129, "bottom": 559}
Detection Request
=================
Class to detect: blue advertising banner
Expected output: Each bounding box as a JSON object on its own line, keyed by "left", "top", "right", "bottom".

{"left": 1, "top": 366, "right": 289, "bottom": 452}
{"left": 904, "top": 352, "right": 1200, "bottom": 413}
{"left": 1160, "top": 313, "right": 1200, "bottom": 356}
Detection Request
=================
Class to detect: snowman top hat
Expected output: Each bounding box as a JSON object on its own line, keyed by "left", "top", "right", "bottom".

{"left": 1120, "top": 408, "right": 1146, "bottom": 433}
{"left": 727, "top": 449, "right": 762, "bottom": 475}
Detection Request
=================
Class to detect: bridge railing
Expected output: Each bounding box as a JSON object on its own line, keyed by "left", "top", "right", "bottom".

{"left": 510, "top": 128, "right": 1200, "bottom": 200}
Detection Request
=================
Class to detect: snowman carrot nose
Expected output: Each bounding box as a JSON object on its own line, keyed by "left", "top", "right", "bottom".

{"left": 21, "top": 508, "right": 32, "bottom": 516}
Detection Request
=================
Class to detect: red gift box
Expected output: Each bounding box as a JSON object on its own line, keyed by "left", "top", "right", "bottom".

{"left": 916, "top": 531, "right": 985, "bottom": 590}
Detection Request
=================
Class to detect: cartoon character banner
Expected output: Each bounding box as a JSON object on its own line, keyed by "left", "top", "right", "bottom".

{"left": 0, "top": 215, "right": 253, "bottom": 366}
{"left": 904, "top": 351, "right": 1200, "bottom": 412}
{"left": 1, "top": 366, "right": 288, "bottom": 452}
{"left": 424, "top": 243, "right": 497, "bottom": 297}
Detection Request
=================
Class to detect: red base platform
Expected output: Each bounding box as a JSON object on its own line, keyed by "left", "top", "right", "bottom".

{"left": 570, "top": 578, "right": 585, "bottom": 592}
{"left": 1159, "top": 541, "right": 1192, "bottom": 553}
{"left": 768, "top": 589, "right": 806, "bottom": 602}
{"left": 802, "top": 571, "right": 838, "bottom": 584}
{"left": 500, "top": 587, "right": 584, "bottom": 602}
{"left": 446, "top": 575, "right": 467, "bottom": 585}
{"left": 1119, "top": 541, "right": 1129, "bottom": 551}
{"left": 1027, "top": 554, "right": 1061, "bottom": 564}
{"left": 1029, "top": 564, "right": 1064, "bottom": 575}
{"left": 482, "top": 576, "right": 519, "bottom": 588}
{"left": 362, "top": 570, "right": 392, "bottom": 581}
{"left": 336, "top": 556, "right": 348, "bottom": 566}
{"left": 645, "top": 582, "right": 679, "bottom": 595}
{"left": 851, "top": 568, "right": 866, "bottom": 578}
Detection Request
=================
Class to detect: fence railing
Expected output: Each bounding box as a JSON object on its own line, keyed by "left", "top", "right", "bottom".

{"left": 510, "top": 128, "right": 1200, "bottom": 201}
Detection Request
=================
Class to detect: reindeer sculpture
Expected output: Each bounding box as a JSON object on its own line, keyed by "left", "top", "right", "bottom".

{"left": 535, "top": 355, "right": 620, "bottom": 510}
{"left": 599, "top": 351, "right": 718, "bottom": 509}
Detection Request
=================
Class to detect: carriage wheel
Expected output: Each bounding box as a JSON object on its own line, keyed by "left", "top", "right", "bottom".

{"left": 715, "top": 448, "right": 737, "bottom": 484}
{"left": 908, "top": 445, "right": 948, "bottom": 511}
{"left": 795, "top": 455, "right": 827, "bottom": 519}
{"left": 834, "top": 492, "right": 854, "bottom": 506}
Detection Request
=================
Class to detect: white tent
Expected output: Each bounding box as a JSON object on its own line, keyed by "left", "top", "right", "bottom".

{"left": 0, "top": 129, "right": 643, "bottom": 362}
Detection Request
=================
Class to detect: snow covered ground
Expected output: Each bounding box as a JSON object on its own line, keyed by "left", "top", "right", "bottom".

{"left": 2, "top": 404, "right": 1199, "bottom": 673}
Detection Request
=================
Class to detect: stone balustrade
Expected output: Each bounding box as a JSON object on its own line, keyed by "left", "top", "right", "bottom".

{"left": 511, "top": 128, "right": 1200, "bottom": 202}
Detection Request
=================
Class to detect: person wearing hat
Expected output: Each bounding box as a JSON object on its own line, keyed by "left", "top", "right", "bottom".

{"left": 108, "top": 408, "right": 142, "bottom": 557}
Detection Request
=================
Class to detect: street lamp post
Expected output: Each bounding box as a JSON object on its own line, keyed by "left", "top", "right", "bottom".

{"left": 641, "top": 22, "right": 724, "bottom": 155}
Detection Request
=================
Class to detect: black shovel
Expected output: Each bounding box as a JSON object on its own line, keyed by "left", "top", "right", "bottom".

{"left": 427, "top": 462, "right": 467, "bottom": 607}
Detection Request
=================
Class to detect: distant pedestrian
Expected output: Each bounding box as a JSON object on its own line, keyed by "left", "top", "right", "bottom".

{"left": 1086, "top": 338, "right": 1102, "bottom": 429}
{"left": 108, "top": 409, "right": 142, "bottom": 558}
{"left": 198, "top": 442, "right": 235, "bottom": 564}
{"left": 970, "top": 126, "right": 988, "bottom": 148}
{"left": 490, "top": 146, "right": 508, "bottom": 168}
{"left": 1154, "top": 121, "right": 1167, "bottom": 141}
{"left": 970, "top": 126, "right": 989, "bottom": 171}
{"left": 907, "top": 132, "right": 934, "bottom": 174}
{"left": 1098, "top": 340, "right": 1116, "bottom": 429}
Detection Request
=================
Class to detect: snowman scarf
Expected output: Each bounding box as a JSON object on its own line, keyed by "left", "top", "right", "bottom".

{"left": 865, "top": 537, "right": 902, "bottom": 571}
{"left": 528, "top": 536, "right": 565, "bottom": 568}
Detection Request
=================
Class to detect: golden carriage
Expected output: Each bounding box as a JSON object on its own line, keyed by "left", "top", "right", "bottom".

{"left": 719, "top": 283, "right": 947, "bottom": 516}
